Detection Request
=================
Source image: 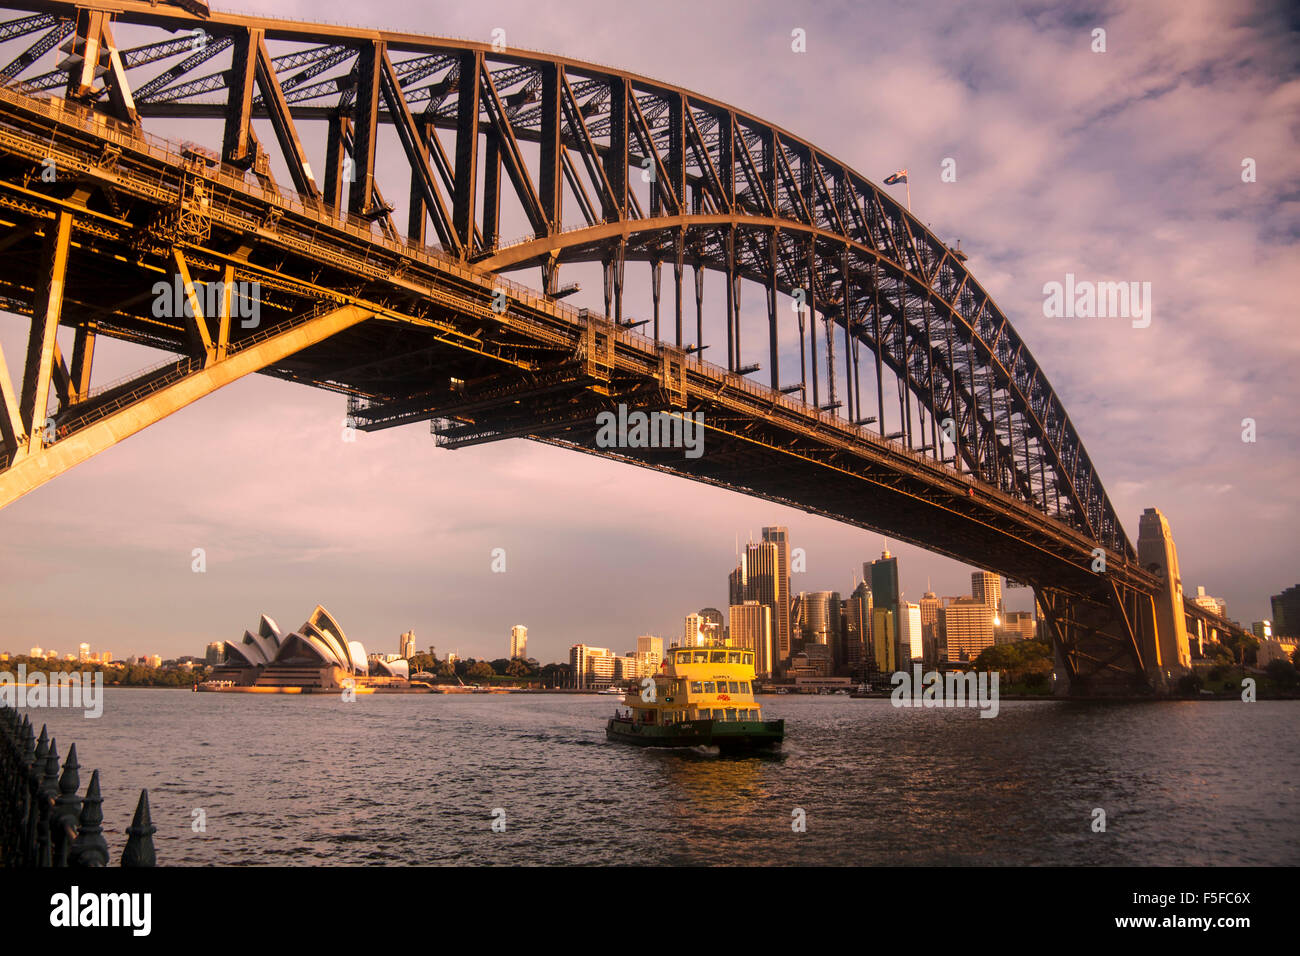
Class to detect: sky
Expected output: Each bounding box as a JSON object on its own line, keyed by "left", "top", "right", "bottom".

{"left": 0, "top": 0, "right": 1297, "bottom": 663}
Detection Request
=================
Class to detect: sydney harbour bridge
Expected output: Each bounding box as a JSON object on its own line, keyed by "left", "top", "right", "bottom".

{"left": 0, "top": 1, "right": 1241, "bottom": 694}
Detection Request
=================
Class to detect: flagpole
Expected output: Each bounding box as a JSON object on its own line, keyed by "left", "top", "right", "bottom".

{"left": 906, "top": 176, "right": 911, "bottom": 213}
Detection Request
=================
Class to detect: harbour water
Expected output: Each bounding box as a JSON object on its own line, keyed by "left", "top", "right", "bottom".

{"left": 26, "top": 690, "right": 1299, "bottom": 866}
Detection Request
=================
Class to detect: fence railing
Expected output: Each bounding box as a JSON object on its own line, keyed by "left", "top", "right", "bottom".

{"left": 0, "top": 703, "right": 155, "bottom": 867}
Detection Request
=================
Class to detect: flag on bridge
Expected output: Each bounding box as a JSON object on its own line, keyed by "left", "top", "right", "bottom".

{"left": 883, "top": 169, "right": 909, "bottom": 185}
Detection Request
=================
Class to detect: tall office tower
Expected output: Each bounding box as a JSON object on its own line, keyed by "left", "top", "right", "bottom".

{"left": 919, "top": 591, "right": 941, "bottom": 629}
{"left": 871, "top": 607, "right": 896, "bottom": 674}
{"left": 399, "top": 630, "right": 417, "bottom": 659}
{"left": 940, "top": 598, "right": 995, "bottom": 661}
{"left": 1271, "top": 585, "right": 1300, "bottom": 637}
{"left": 868, "top": 550, "right": 900, "bottom": 624}
{"left": 761, "top": 527, "right": 793, "bottom": 667}
{"left": 742, "top": 539, "right": 781, "bottom": 667}
{"left": 509, "top": 625, "right": 528, "bottom": 660}
{"left": 684, "top": 612, "right": 706, "bottom": 647}
{"left": 1251, "top": 621, "right": 1273, "bottom": 641}
{"left": 728, "top": 564, "right": 745, "bottom": 608}
{"left": 899, "top": 603, "right": 923, "bottom": 662}
{"left": 205, "top": 642, "right": 224, "bottom": 666}
{"left": 797, "top": 590, "right": 843, "bottom": 669}
{"left": 843, "top": 581, "right": 872, "bottom": 679}
{"left": 971, "top": 571, "right": 1003, "bottom": 615}
{"left": 637, "top": 634, "right": 664, "bottom": 660}
{"left": 698, "top": 607, "right": 725, "bottom": 638}
{"left": 789, "top": 592, "right": 804, "bottom": 656}
{"left": 729, "top": 601, "right": 774, "bottom": 677}
{"left": 635, "top": 635, "right": 664, "bottom": 676}
{"left": 919, "top": 591, "right": 942, "bottom": 665}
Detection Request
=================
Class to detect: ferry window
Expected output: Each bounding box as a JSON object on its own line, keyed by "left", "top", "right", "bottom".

{"left": 676, "top": 652, "right": 688, "bottom": 664}
{"left": 728, "top": 681, "right": 740, "bottom": 694}
{"left": 691, "top": 681, "right": 702, "bottom": 693}
{"left": 710, "top": 651, "right": 727, "bottom": 663}
{"left": 692, "top": 651, "right": 707, "bottom": 663}
{"left": 725, "top": 708, "right": 737, "bottom": 721}
{"left": 728, "top": 652, "right": 741, "bottom": 663}
{"left": 702, "top": 681, "right": 715, "bottom": 694}
{"left": 740, "top": 682, "right": 750, "bottom": 694}
{"left": 743, "top": 653, "right": 753, "bottom": 665}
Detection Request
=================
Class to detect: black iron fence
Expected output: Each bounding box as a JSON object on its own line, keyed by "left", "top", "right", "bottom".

{"left": 0, "top": 704, "right": 156, "bottom": 867}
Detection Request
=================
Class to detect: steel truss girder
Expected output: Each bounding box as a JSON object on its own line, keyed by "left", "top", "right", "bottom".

{"left": 0, "top": 0, "right": 1129, "bottom": 572}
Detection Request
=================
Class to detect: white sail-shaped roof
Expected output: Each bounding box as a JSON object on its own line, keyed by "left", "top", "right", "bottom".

{"left": 347, "top": 641, "right": 369, "bottom": 675}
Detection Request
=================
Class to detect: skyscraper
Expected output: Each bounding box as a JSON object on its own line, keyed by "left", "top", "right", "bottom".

{"left": 919, "top": 591, "right": 942, "bottom": 665}
{"left": 868, "top": 551, "right": 900, "bottom": 664}
{"left": 698, "top": 607, "right": 724, "bottom": 637}
{"left": 399, "top": 630, "right": 417, "bottom": 659}
{"left": 739, "top": 538, "right": 782, "bottom": 668}
{"left": 761, "top": 527, "right": 792, "bottom": 669}
{"left": 871, "top": 607, "right": 895, "bottom": 674}
{"left": 729, "top": 601, "right": 774, "bottom": 678}
{"left": 728, "top": 565, "right": 745, "bottom": 608}
{"left": 1272, "top": 585, "right": 1300, "bottom": 637}
{"left": 941, "top": 598, "right": 995, "bottom": 662}
{"left": 899, "top": 603, "right": 923, "bottom": 662}
{"left": 509, "top": 625, "right": 527, "bottom": 660}
{"left": 797, "top": 590, "right": 843, "bottom": 670}
{"left": 971, "top": 571, "right": 1003, "bottom": 615}
{"left": 843, "top": 581, "right": 872, "bottom": 679}
{"left": 637, "top": 634, "right": 664, "bottom": 659}
{"left": 635, "top": 635, "right": 664, "bottom": 676}
{"left": 684, "top": 612, "right": 706, "bottom": 646}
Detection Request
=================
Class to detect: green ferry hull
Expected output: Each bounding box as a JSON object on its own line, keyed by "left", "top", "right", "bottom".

{"left": 606, "top": 717, "right": 784, "bottom": 750}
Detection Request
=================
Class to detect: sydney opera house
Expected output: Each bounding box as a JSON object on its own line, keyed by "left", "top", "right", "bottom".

{"left": 206, "top": 605, "right": 410, "bottom": 691}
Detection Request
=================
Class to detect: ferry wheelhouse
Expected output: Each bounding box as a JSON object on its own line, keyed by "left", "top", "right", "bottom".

{"left": 605, "top": 641, "right": 784, "bottom": 750}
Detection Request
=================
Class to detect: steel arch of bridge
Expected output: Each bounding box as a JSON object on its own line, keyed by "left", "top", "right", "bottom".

{"left": 0, "top": 0, "right": 1126, "bottom": 558}
{"left": 0, "top": 1, "right": 1183, "bottom": 693}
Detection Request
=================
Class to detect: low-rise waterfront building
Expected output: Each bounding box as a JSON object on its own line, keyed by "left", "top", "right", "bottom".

{"left": 570, "top": 644, "right": 618, "bottom": 688}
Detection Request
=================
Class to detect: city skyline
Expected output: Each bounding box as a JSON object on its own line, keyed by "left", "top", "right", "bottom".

{"left": 1, "top": 0, "right": 1295, "bottom": 667}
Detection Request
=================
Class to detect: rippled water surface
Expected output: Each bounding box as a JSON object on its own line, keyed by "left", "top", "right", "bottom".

{"left": 24, "top": 690, "right": 1300, "bottom": 865}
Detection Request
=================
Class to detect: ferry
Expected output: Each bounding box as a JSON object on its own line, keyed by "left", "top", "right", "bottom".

{"left": 605, "top": 641, "right": 784, "bottom": 751}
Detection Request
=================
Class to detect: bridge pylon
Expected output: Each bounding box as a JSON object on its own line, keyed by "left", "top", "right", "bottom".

{"left": 1036, "top": 507, "right": 1191, "bottom": 697}
{"left": 1135, "top": 507, "right": 1192, "bottom": 690}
